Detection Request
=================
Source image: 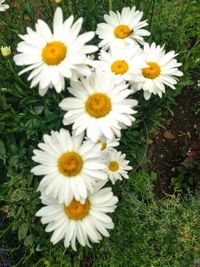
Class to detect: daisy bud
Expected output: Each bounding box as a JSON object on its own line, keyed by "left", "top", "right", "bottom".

{"left": 1, "top": 46, "right": 11, "bottom": 57}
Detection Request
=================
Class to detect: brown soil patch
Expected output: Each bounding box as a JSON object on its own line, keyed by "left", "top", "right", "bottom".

{"left": 147, "top": 85, "right": 200, "bottom": 197}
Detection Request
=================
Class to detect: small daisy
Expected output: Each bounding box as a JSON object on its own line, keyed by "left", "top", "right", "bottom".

{"left": 96, "top": 136, "right": 120, "bottom": 152}
{"left": 96, "top": 44, "right": 146, "bottom": 83}
{"left": 14, "top": 7, "right": 97, "bottom": 96}
{"left": 36, "top": 185, "right": 118, "bottom": 250}
{"left": 96, "top": 6, "right": 150, "bottom": 50}
{"left": 130, "top": 42, "right": 183, "bottom": 100}
{"left": 106, "top": 149, "right": 132, "bottom": 184}
{"left": 59, "top": 71, "right": 138, "bottom": 142}
{"left": 31, "top": 129, "right": 108, "bottom": 205}
{"left": 85, "top": 136, "right": 119, "bottom": 152}
{"left": 0, "top": 0, "right": 9, "bottom": 12}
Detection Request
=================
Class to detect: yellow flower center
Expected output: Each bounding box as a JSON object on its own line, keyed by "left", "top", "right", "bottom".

{"left": 85, "top": 93, "right": 111, "bottom": 118}
{"left": 111, "top": 60, "right": 129, "bottom": 75}
{"left": 64, "top": 198, "right": 90, "bottom": 220}
{"left": 142, "top": 62, "right": 161, "bottom": 79}
{"left": 114, "top": 25, "right": 132, "bottom": 39}
{"left": 97, "top": 140, "right": 107, "bottom": 150}
{"left": 108, "top": 161, "right": 119, "bottom": 172}
{"left": 58, "top": 152, "right": 83, "bottom": 176}
{"left": 42, "top": 41, "right": 67, "bottom": 65}
{"left": 101, "top": 143, "right": 107, "bottom": 150}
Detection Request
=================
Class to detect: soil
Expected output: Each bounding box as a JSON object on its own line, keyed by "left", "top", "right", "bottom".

{"left": 147, "top": 84, "right": 200, "bottom": 197}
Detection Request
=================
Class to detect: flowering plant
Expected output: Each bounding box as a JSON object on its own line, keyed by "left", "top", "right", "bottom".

{"left": 0, "top": 1, "right": 184, "bottom": 251}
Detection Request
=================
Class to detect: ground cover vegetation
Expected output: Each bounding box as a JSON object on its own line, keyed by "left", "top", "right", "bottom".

{"left": 0, "top": 0, "right": 200, "bottom": 266}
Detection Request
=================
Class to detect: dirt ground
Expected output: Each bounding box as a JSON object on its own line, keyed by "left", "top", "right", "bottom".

{"left": 147, "top": 84, "right": 200, "bottom": 197}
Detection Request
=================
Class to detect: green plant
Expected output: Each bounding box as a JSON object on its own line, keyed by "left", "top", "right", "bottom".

{"left": 0, "top": 0, "right": 200, "bottom": 266}
{"left": 171, "top": 142, "right": 200, "bottom": 193}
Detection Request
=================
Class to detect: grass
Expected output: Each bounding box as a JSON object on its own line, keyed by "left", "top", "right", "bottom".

{"left": 0, "top": 0, "right": 200, "bottom": 266}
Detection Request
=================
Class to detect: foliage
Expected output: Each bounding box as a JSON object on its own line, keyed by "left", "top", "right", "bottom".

{"left": 171, "top": 142, "right": 200, "bottom": 193}
{"left": 88, "top": 176, "right": 200, "bottom": 267}
{"left": 0, "top": 0, "right": 200, "bottom": 266}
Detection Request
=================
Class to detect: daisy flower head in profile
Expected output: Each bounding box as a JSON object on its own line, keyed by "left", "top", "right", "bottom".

{"left": 96, "top": 6, "right": 150, "bottom": 50}
{"left": 85, "top": 135, "right": 120, "bottom": 152}
{"left": 31, "top": 129, "right": 108, "bottom": 205}
{"left": 96, "top": 136, "right": 120, "bottom": 152}
{"left": 13, "top": 7, "right": 97, "bottom": 96}
{"left": 36, "top": 184, "right": 118, "bottom": 250}
{"left": 96, "top": 44, "right": 146, "bottom": 83}
{"left": 0, "top": 0, "right": 9, "bottom": 12}
{"left": 106, "top": 149, "right": 132, "bottom": 184}
{"left": 59, "top": 71, "right": 138, "bottom": 142}
{"left": 130, "top": 42, "right": 183, "bottom": 100}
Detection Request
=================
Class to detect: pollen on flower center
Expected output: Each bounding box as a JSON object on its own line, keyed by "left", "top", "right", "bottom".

{"left": 109, "top": 161, "right": 119, "bottom": 172}
{"left": 111, "top": 60, "right": 129, "bottom": 75}
{"left": 85, "top": 93, "right": 111, "bottom": 118}
{"left": 58, "top": 152, "right": 83, "bottom": 176}
{"left": 114, "top": 25, "right": 132, "bottom": 39}
{"left": 64, "top": 198, "right": 90, "bottom": 220}
{"left": 142, "top": 62, "right": 161, "bottom": 79}
{"left": 42, "top": 41, "right": 67, "bottom": 65}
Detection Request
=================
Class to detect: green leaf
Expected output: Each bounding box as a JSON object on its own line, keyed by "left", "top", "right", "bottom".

{"left": 18, "top": 222, "right": 29, "bottom": 241}
{"left": 8, "top": 155, "right": 18, "bottom": 167}
{"left": 0, "top": 140, "right": 6, "bottom": 162}
{"left": 24, "top": 235, "right": 34, "bottom": 248}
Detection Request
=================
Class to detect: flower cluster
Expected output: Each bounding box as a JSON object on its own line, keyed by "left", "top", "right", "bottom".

{"left": 11, "top": 5, "right": 183, "bottom": 250}
{"left": 31, "top": 128, "right": 131, "bottom": 250}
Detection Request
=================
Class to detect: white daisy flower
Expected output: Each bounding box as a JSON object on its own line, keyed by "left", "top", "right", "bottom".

{"left": 59, "top": 71, "right": 138, "bottom": 142}
{"left": 130, "top": 42, "right": 183, "bottom": 100}
{"left": 97, "top": 136, "right": 120, "bottom": 151}
{"left": 96, "top": 44, "right": 146, "bottom": 83}
{"left": 31, "top": 129, "right": 108, "bottom": 205}
{"left": 106, "top": 149, "right": 132, "bottom": 184}
{"left": 36, "top": 186, "right": 118, "bottom": 251}
{"left": 13, "top": 7, "right": 97, "bottom": 96}
{"left": 0, "top": 0, "right": 9, "bottom": 12}
{"left": 86, "top": 136, "right": 119, "bottom": 152}
{"left": 96, "top": 6, "right": 150, "bottom": 50}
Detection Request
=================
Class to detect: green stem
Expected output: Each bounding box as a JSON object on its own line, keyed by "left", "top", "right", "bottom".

{"left": 73, "top": 247, "right": 83, "bottom": 267}
{"left": 0, "top": 222, "right": 13, "bottom": 239}
{"left": 7, "top": 58, "right": 28, "bottom": 89}
{"left": 34, "top": 259, "right": 43, "bottom": 267}
{"left": 129, "top": 119, "right": 149, "bottom": 176}
{"left": 184, "top": 39, "right": 200, "bottom": 70}
{"left": 0, "top": 245, "right": 20, "bottom": 252}
{"left": 148, "top": 0, "right": 156, "bottom": 31}
{"left": 135, "top": 0, "right": 141, "bottom": 10}
{"left": 168, "top": 1, "right": 191, "bottom": 45}
{"left": 15, "top": 251, "right": 33, "bottom": 267}
{"left": 108, "top": 0, "right": 112, "bottom": 11}
{"left": 0, "top": 20, "right": 19, "bottom": 34}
